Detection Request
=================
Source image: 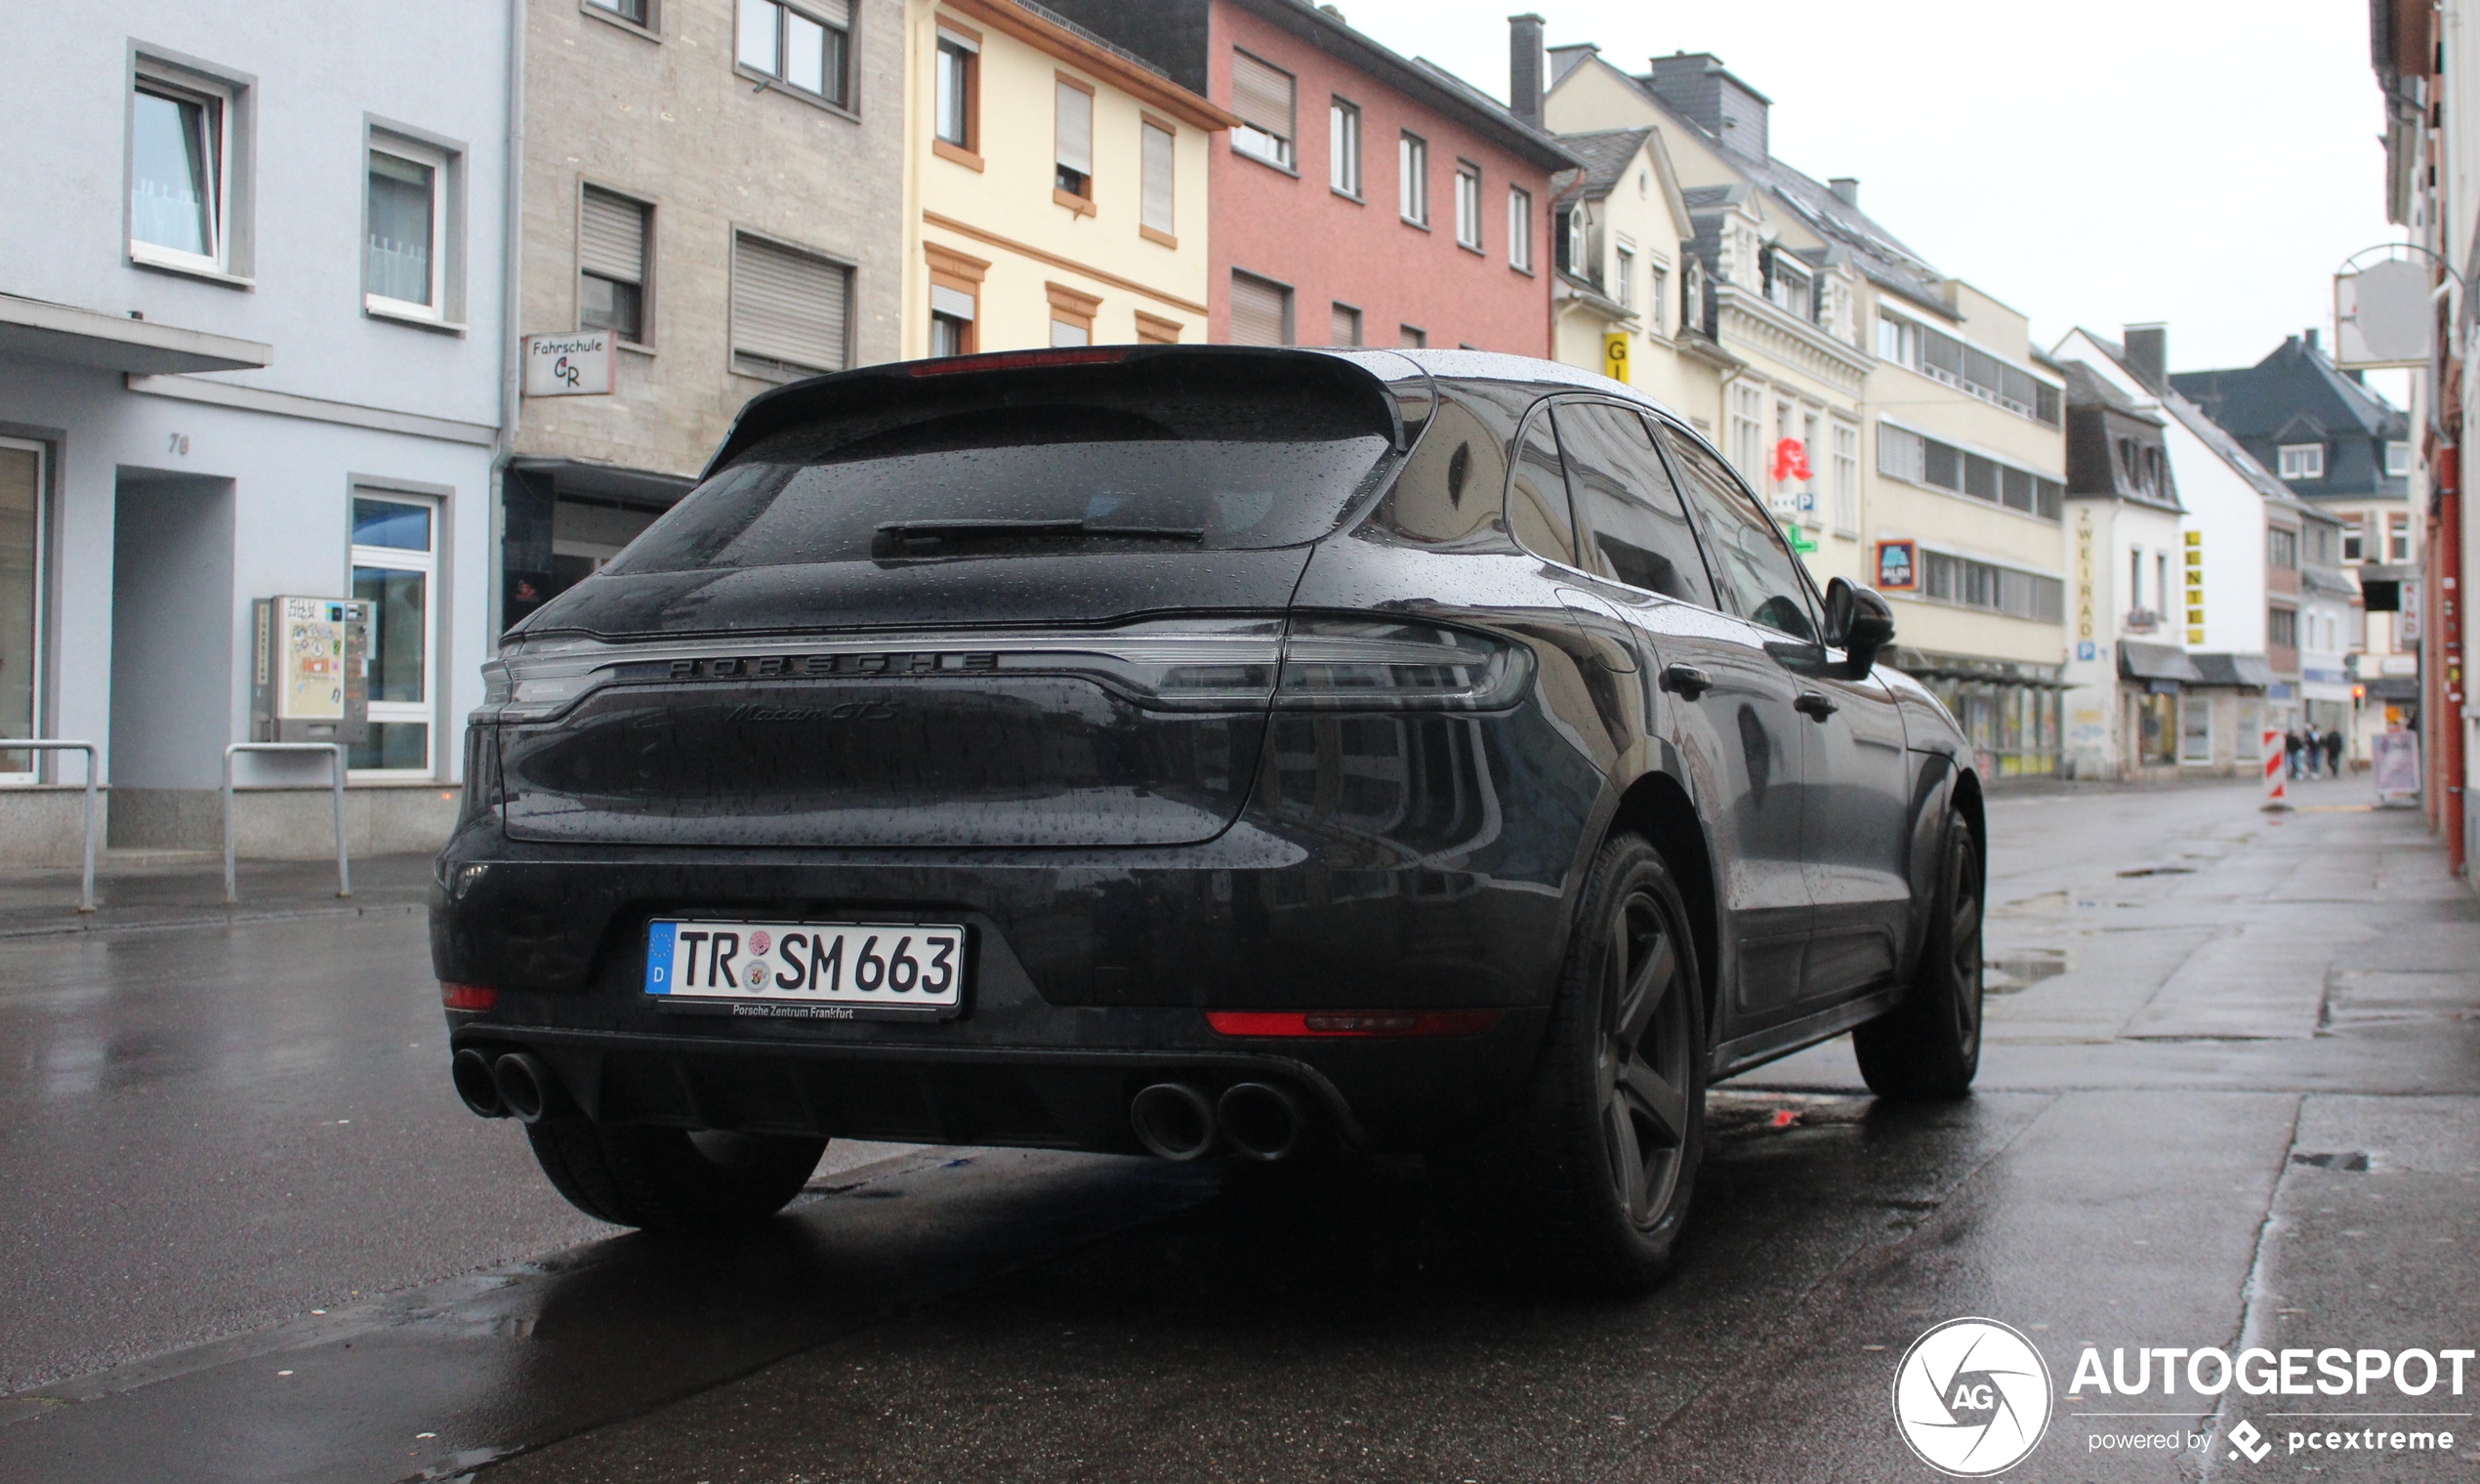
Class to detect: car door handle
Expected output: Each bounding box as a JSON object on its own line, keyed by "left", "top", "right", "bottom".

{"left": 1795, "top": 690, "right": 1839, "bottom": 721}
{"left": 1659, "top": 663, "right": 1714, "bottom": 700}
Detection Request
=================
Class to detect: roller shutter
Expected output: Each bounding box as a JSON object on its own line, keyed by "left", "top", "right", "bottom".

{"left": 731, "top": 232, "right": 849, "bottom": 378}
{"left": 1228, "top": 270, "right": 1289, "bottom": 347}
{"left": 579, "top": 187, "right": 646, "bottom": 284}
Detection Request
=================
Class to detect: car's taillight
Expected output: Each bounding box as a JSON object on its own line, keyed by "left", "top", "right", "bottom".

{"left": 1206, "top": 1010, "right": 1503, "bottom": 1038}
{"left": 1273, "top": 619, "right": 1530, "bottom": 711}
{"left": 441, "top": 982, "right": 499, "bottom": 1011}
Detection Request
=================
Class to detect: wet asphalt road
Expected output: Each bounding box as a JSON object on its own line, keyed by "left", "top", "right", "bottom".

{"left": 2, "top": 777, "right": 2476, "bottom": 1483}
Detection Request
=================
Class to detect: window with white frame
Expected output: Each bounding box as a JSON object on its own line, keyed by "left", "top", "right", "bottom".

{"left": 1398, "top": 133, "right": 1427, "bottom": 225}
{"left": 737, "top": 0, "right": 852, "bottom": 108}
{"left": 586, "top": 0, "right": 651, "bottom": 26}
{"left": 1614, "top": 245, "right": 1633, "bottom": 308}
{"left": 1454, "top": 162, "right": 1482, "bottom": 250}
{"left": 2385, "top": 440, "right": 2410, "bottom": 476}
{"left": 1764, "top": 251, "right": 1812, "bottom": 320}
{"left": 349, "top": 492, "right": 438, "bottom": 775}
{"left": 1876, "top": 311, "right": 1917, "bottom": 367}
{"left": 2178, "top": 695, "right": 2212, "bottom": 763}
{"left": 1729, "top": 383, "right": 1765, "bottom": 487}
{"left": 1647, "top": 264, "right": 1666, "bottom": 334}
{"left": 2342, "top": 516, "right": 2364, "bottom": 562}
{"left": 1140, "top": 119, "right": 1176, "bottom": 238}
{"left": 1330, "top": 98, "right": 1361, "bottom": 196}
{"left": 1832, "top": 422, "right": 1859, "bottom": 535}
{"left": 364, "top": 139, "right": 449, "bottom": 321}
{"left": 1559, "top": 205, "right": 1588, "bottom": 279}
{"left": 130, "top": 66, "right": 239, "bottom": 276}
{"left": 0, "top": 439, "right": 45, "bottom": 784}
{"left": 2388, "top": 511, "right": 2412, "bottom": 561}
{"left": 579, "top": 186, "right": 651, "bottom": 344}
{"left": 934, "top": 27, "right": 977, "bottom": 148}
{"left": 2277, "top": 443, "right": 2324, "bottom": 480}
{"left": 1230, "top": 50, "right": 1296, "bottom": 170}
{"left": 1508, "top": 186, "right": 1532, "bottom": 271}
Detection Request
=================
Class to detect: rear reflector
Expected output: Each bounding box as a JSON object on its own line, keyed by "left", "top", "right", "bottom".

{"left": 906, "top": 347, "right": 1133, "bottom": 376}
{"left": 440, "top": 982, "right": 499, "bottom": 1011}
{"left": 1206, "top": 1010, "right": 1501, "bottom": 1039}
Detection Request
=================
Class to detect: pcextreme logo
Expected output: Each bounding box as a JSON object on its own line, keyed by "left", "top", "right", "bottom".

{"left": 1892, "top": 1318, "right": 2055, "bottom": 1476}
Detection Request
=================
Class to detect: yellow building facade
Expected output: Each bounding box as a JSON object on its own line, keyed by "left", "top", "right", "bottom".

{"left": 899, "top": 0, "right": 1231, "bottom": 357}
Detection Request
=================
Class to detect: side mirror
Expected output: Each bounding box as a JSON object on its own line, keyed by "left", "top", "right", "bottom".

{"left": 1824, "top": 576, "right": 1896, "bottom": 676}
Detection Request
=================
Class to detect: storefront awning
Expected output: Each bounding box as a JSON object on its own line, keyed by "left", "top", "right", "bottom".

{"left": 2189, "top": 652, "right": 2277, "bottom": 688}
{"left": 2118, "top": 640, "right": 2204, "bottom": 684}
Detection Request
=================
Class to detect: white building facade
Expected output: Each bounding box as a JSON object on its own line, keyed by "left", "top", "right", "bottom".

{"left": 0, "top": 2, "right": 512, "bottom": 858}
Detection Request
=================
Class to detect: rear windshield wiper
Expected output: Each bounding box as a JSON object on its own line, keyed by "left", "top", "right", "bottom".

{"left": 873, "top": 518, "right": 1207, "bottom": 558}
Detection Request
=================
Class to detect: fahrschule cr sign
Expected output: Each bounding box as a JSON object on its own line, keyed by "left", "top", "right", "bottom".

{"left": 521, "top": 331, "right": 615, "bottom": 397}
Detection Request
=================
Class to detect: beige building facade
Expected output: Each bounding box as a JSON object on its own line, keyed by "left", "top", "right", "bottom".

{"left": 501, "top": 0, "right": 906, "bottom": 630}
{"left": 899, "top": 0, "right": 1229, "bottom": 359}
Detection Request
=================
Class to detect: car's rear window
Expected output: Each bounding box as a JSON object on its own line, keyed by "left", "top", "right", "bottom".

{"left": 606, "top": 360, "right": 1400, "bottom": 572}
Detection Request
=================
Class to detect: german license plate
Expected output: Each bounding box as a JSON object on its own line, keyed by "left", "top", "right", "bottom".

{"left": 642, "top": 920, "right": 967, "bottom": 1020}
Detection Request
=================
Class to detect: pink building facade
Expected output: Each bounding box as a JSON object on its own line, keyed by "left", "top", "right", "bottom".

{"left": 1042, "top": 0, "right": 1573, "bottom": 352}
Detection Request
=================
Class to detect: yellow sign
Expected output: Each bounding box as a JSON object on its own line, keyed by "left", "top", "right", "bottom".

{"left": 1603, "top": 333, "right": 1631, "bottom": 384}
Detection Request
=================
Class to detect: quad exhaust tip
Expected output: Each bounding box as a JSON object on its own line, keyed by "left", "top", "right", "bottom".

{"left": 1129, "top": 1082, "right": 1218, "bottom": 1161}
{"left": 491, "top": 1051, "right": 557, "bottom": 1124}
{"left": 452, "top": 1047, "right": 507, "bottom": 1118}
{"left": 1217, "top": 1082, "right": 1304, "bottom": 1162}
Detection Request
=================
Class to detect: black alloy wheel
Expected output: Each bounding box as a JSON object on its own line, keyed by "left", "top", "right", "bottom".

{"left": 1853, "top": 809, "right": 1984, "bottom": 1100}
{"left": 1485, "top": 832, "right": 1707, "bottom": 1295}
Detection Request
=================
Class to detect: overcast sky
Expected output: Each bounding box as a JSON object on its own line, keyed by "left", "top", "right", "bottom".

{"left": 1335, "top": 0, "right": 2408, "bottom": 395}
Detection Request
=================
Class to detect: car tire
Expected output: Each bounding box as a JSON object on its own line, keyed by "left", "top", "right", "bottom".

{"left": 1853, "top": 809, "right": 1984, "bottom": 1101}
{"left": 523, "top": 1121, "right": 827, "bottom": 1233}
{"left": 1486, "top": 832, "right": 1707, "bottom": 1296}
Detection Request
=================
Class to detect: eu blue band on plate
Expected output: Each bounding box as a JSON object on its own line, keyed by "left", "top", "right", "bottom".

{"left": 644, "top": 920, "right": 678, "bottom": 994}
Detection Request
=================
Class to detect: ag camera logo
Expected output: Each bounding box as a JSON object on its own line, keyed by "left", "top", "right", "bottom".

{"left": 1893, "top": 1318, "right": 2054, "bottom": 1476}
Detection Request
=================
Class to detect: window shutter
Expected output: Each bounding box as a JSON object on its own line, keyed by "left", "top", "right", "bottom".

{"left": 930, "top": 284, "right": 975, "bottom": 321}
{"left": 732, "top": 234, "right": 848, "bottom": 376}
{"left": 1877, "top": 424, "right": 1923, "bottom": 481}
{"left": 809, "top": 0, "right": 851, "bottom": 26}
{"left": 1229, "top": 271, "right": 1288, "bottom": 347}
{"left": 1229, "top": 51, "right": 1294, "bottom": 141}
{"left": 1141, "top": 123, "right": 1175, "bottom": 232}
{"left": 579, "top": 188, "right": 646, "bottom": 284}
{"left": 1056, "top": 81, "right": 1094, "bottom": 176}
{"left": 1329, "top": 302, "right": 1358, "bottom": 347}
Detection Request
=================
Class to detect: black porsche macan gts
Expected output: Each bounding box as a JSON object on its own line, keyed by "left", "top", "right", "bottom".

{"left": 434, "top": 346, "right": 1985, "bottom": 1293}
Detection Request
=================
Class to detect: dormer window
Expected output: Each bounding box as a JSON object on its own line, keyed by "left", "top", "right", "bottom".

{"left": 2277, "top": 443, "right": 2324, "bottom": 480}
{"left": 1763, "top": 249, "right": 1812, "bottom": 320}
{"left": 1560, "top": 206, "right": 1590, "bottom": 281}
{"left": 2386, "top": 440, "right": 2410, "bottom": 476}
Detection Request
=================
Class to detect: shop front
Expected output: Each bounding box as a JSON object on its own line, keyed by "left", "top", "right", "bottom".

{"left": 1885, "top": 646, "right": 2065, "bottom": 778}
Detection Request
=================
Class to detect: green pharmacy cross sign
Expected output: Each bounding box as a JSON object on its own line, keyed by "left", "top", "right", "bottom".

{"left": 1783, "top": 520, "right": 1818, "bottom": 555}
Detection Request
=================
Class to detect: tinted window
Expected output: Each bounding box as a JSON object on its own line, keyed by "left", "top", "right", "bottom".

{"left": 1507, "top": 407, "right": 1577, "bottom": 565}
{"left": 608, "top": 370, "right": 1396, "bottom": 571}
{"left": 1656, "top": 424, "right": 1818, "bottom": 641}
{"left": 1552, "top": 400, "right": 1715, "bottom": 607}
{"left": 1380, "top": 391, "right": 1508, "bottom": 547}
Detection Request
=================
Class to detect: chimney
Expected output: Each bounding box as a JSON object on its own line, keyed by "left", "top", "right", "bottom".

{"left": 1509, "top": 14, "right": 1547, "bottom": 128}
{"left": 1646, "top": 52, "right": 1770, "bottom": 160}
{"left": 2304, "top": 327, "right": 2321, "bottom": 354}
{"left": 2123, "top": 323, "right": 2167, "bottom": 393}
{"left": 1828, "top": 177, "right": 1859, "bottom": 209}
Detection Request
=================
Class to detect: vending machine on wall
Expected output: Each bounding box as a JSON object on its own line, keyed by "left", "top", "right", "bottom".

{"left": 251, "top": 597, "right": 371, "bottom": 745}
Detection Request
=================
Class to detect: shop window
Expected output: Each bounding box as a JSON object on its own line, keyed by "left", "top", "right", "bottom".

{"left": 2178, "top": 696, "right": 2213, "bottom": 763}
{"left": 0, "top": 440, "right": 44, "bottom": 782}
{"left": 349, "top": 492, "right": 438, "bottom": 776}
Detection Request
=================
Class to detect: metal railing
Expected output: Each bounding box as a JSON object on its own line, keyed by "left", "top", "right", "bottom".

{"left": 223, "top": 743, "right": 351, "bottom": 904}
{"left": 0, "top": 740, "right": 99, "bottom": 913}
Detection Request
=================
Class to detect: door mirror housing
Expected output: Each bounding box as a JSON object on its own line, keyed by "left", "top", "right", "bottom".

{"left": 1824, "top": 576, "right": 1896, "bottom": 675}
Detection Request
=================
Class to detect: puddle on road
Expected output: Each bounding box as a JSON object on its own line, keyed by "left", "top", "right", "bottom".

{"left": 2115, "top": 865, "right": 2197, "bottom": 878}
{"left": 1984, "top": 950, "right": 2069, "bottom": 995}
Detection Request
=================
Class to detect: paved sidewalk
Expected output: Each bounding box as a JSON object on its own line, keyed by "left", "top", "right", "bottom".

{"left": 0, "top": 850, "right": 436, "bottom": 937}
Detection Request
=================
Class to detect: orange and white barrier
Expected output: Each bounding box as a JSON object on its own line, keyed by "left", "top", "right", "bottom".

{"left": 2261, "top": 729, "right": 2289, "bottom": 811}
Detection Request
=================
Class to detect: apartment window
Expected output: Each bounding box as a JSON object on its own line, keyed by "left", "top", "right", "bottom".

{"left": 934, "top": 27, "right": 978, "bottom": 153}
{"left": 1230, "top": 50, "right": 1296, "bottom": 170}
{"left": 1763, "top": 251, "right": 1811, "bottom": 320}
{"left": 1230, "top": 269, "right": 1291, "bottom": 347}
{"left": 1454, "top": 163, "right": 1482, "bottom": 250}
{"left": 1613, "top": 246, "right": 1633, "bottom": 308}
{"left": 130, "top": 67, "right": 240, "bottom": 275}
{"left": 1922, "top": 551, "right": 2065, "bottom": 622}
{"left": 1330, "top": 98, "right": 1361, "bottom": 196}
{"left": 2268, "top": 526, "right": 2298, "bottom": 569}
{"left": 1729, "top": 383, "right": 1765, "bottom": 487}
{"left": 350, "top": 493, "right": 438, "bottom": 776}
{"left": 1833, "top": 422, "right": 1859, "bottom": 535}
{"left": 1054, "top": 75, "right": 1095, "bottom": 205}
{"left": 2277, "top": 443, "right": 2324, "bottom": 480}
{"left": 578, "top": 186, "right": 650, "bottom": 344}
{"left": 731, "top": 231, "right": 849, "bottom": 380}
{"left": 1398, "top": 133, "right": 1428, "bottom": 225}
{"left": 737, "top": 0, "right": 852, "bottom": 109}
{"left": 1876, "top": 312, "right": 1918, "bottom": 368}
{"left": 2267, "top": 605, "right": 2297, "bottom": 649}
{"left": 929, "top": 289, "right": 973, "bottom": 356}
{"left": 0, "top": 440, "right": 44, "bottom": 783}
{"left": 2387, "top": 511, "right": 2412, "bottom": 561}
{"left": 1556, "top": 206, "right": 1587, "bottom": 277}
{"left": 1878, "top": 421, "right": 2062, "bottom": 522}
{"left": 1509, "top": 186, "right": 1533, "bottom": 271}
{"left": 1140, "top": 119, "right": 1176, "bottom": 241}
{"left": 586, "top": 0, "right": 651, "bottom": 24}
{"left": 1398, "top": 324, "right": 1426, "bottom": 349}
{"left": 2342, "top": 516, "right": 2364, "bottom": 562}
{"left": 364, "top": 139, "right": 449, "bottom": 322}
{"left": 1329, "top": 302, "right": 1362, "bottom": 347}
{"left": 2386, "top": 440, "right": 2411, "bottom": 476}
{"left": 1134, "top": 311, "right": 1181, "bottom": 345}
{"left": 1046, "top": 283, "right": 1098, "bottom": 348}
{"left": 1646, "top": 265, "right": 1666, "bottom": 334}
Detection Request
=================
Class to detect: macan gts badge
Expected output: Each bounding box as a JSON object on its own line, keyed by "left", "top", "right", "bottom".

{"left": 434, "top": 345, "right": 1985, "bottom": 1293}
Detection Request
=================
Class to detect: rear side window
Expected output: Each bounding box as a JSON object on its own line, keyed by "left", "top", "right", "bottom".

{"left": 1552, "top": 400, "right": 1715, "bottom": 608}
{"left": 1655, "top": 423, "right": 1818, "bottom": 641}
{"left": 608, "top": 361, "right": 1397, "bottom": 571}
{"left": 1507, "top": 408, "right": 1577, "bottom": 566}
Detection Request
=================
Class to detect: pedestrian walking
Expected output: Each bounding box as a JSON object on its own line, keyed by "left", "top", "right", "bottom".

{"left": 2285, "top": 727, "right": 2304, "bottom": 780}
{"left": 2323, "top": 727, "right": 2344, "bottom": 777}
